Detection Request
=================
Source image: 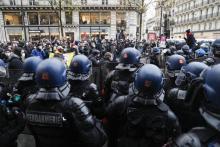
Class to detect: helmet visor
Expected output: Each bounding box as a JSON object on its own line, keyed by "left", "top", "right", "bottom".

{"left": 68, "top": 69, "right": 92, "bottom": 81}
{"left": 167, "top": 70, "right": 180, "bottom": 78}
{"left": 0, "top": 67, "right": 6, "bottom": 77}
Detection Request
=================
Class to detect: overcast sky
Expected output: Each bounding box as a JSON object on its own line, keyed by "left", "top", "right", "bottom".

{"left": 145, "top": 0, "right": 156, "bottom": 20}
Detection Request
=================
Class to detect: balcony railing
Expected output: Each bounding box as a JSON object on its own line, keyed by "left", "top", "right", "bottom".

{"left": 175, "top": 1, "right": 218, "bottom": 14}
{"left": 175, "top": 13, "right": 220, "bottom": 25}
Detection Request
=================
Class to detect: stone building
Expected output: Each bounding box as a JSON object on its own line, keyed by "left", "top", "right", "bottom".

{"left": 0, "top": 0, "right": 139, "bottom": 41}
{"left": 173, "top": 0, "right": 220, "bottom": 39}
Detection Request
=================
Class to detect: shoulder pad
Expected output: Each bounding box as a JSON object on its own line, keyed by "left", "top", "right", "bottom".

{"left": 106, "top": 95, "right": 128, "bottom": 116}
{"left": 190, "top": 127, "right": 217, "bottom": 143}
{"left": 167, "top": 88, "right": 179, "bottom": 100}
{"left": 157, "top": 101, "right": 169, "bottom": 112}
{"left": 26, "top": 94, "right": 37, "bottom": 105}
{"left": 89, "top": 83, "right": 98, "bottom": 91}
{"left": 167, "top": 109, "right": 179, "bottom": 126}
{"left": 65, "top": 97, "right": 95, "bottom": 128}
{"left": 66, "top": 97, "right": 87, "bottom": 111}
{"left": 107, "top": 70, "right": 116, "bottom": 79}
{"left": 174, "top": 132, "right": 202, "bottom": 147}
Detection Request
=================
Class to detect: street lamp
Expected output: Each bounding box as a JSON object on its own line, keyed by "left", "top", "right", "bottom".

{"left": 159, "top": 0, "right": 165, "bottom": 37}
{"left": 21, "top": 0, "right": 27, "bottom": 41}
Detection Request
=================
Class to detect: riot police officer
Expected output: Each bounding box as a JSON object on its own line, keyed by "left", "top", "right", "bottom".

{"left": 181, "top": 45, "right": 193, "bottom": 63}
{"left": 150, "top": 47, "right": 161, "bottom": 67}
{"left": 212, "top": 38, "right": 220, "bottom": 64}
{"left": 14, "top": 57, "right": 42, "bottom": 106}
{"left": 106, "top": 64, "right": 180, "bottom": 147}
{"left": 165, "top": 54, "right": 186, "bottom": 90}
{"left": 202, "top": 57, "right": 216, "bottom": 66}
{"left": 175, "top": 62, "right": 208, "bottom": 89}
{"left": 0, "top": 59, "right": 25, "bottom": 147}
{"left": 167, "top": 62, "right": 208, "bottom": 131}
{"left": 173, "top": 64, "right": 220, "bottom": 146}
{"left": 68, "top": 54, "right": 103, "bottom": 118}
{"left": 25, "top": 58, "right": 106, "bottom": 147}
{"left": 104, "top": 47, "right": 141, "bottom": 104}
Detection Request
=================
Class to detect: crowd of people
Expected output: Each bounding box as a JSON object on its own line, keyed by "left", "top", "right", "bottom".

{"left": 0, "top": 29, "right": 220, "bottom": 147}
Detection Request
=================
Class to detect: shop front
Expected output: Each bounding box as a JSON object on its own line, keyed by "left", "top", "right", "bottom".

{"left": 5, "top": 27, "right": 23, "bottom": 41}
{"left": 79, "top": 12, "right": 111, "bottom": 40}
{"left": 80, "top": 26, "right": 110, "bottom": 41}
{"left": 28, "top": 27, "right": 60, "bottom": 41}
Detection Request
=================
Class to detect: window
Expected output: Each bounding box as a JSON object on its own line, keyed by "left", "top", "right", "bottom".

{"left": 10, "top": 0, "right": 16, "bottom": 5}
{"left": 65, "top": 11, "right": 72, "bottom": 24}
{"left": 120, "top": 0, "right": 126, "bottom": 5}
{"left": 102, "top": 0, "right": 108, "bottom": 5}
{"left": 28, "top": 13, "right": 39, "bottom": 25}
{"left": 116, "top": 12, "right": 126, "bottom": 29}
{"left": 81, "top": 0, "right": 87, "bottom": 5}
{"left": 51, "top": 0, "right": 57, "bottom": 5}
{"left": 209, "top": 22, "right": 212, "bottom": 30}
{"left": 40, "top": 13, "right": 49, "bottom": 25}
{"left": 29, "top": 0, "right": 38, "bottom": 5}
{"left": 65, "top": 0, "right": 72, "bottom": 5}
{"left": 90, "top": 13, "right": 100, "bottom": 24}
{"left": 50, "top": 13, "right": 59, "bottom": 25}
{"left": 80, "top": 13, "right": 90, "bottom": 24}
{"left": 4, "top": 13, "right": 22, "bottom": 25}
{"left": 100, "top": 12, "right": 110, "bottom": 24}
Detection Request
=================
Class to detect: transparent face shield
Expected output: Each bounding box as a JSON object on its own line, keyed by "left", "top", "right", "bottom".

{"left": 0, "top": 67, "right": 6, "bottom": 78}
{"left": 67, "top": 68, "right": 92, "bottom": 81}
{"left": 167, "top": 70, "right": 180, "bottom": 78}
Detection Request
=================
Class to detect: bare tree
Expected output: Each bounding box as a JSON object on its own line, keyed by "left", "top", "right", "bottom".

{"left": 48, "top": 0, "right": 72, "bottom": 38}
{"left": 127, "top": 0, "right": 153, "bottom": 40}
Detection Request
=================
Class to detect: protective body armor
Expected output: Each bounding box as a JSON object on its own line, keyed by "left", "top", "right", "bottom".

{"left": 104, "top": 69, "right": 135, "bottom": 103}
{"left": 166, "top": 78, "right": 206, "bottom": 131}
{"left": 69, "top": 80, "right": 104, "bottom": 118}
{"left": 26, "top": 83, "right": 106, "bottom": 147}
{"left": 14, "top": 80, "right": 38, "bottom": 103}
{"left": 106, "top": 95, "right": 180, "bottom": 147}
{"left": 174, "top": 127, "right": 220, "bottom": 147}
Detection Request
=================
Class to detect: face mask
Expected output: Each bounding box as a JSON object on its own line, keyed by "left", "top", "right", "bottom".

{"left": 21, "top": 52, "right": 25, "bottom": 58}
{"left": 38, "top": 46, "right": 42, "bottom": 50}
{"left": 5, "top": 52, "right": 11, "bottom": 57}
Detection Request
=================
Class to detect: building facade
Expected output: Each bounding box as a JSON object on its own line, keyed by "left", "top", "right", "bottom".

{"left": 0, "top": 0, "right": 139, "bottom": 42}
{"left": 152, "top": 0, "right": 175, "bottom": 38}
{"left": 173, "top": 0, "right": 220, "bottom": 39}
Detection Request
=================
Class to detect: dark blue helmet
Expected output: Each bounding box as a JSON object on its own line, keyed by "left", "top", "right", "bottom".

{"left": 195, "top": 48, "right": 206, "bottom": 58}
{"left": 181, "top": 45, "right": 190, "bottom": 53}
{"left": 0, "top": 59, "right": 5, "bottom": 67}
{"left": 212, "top": 39, "right": 220, "bottom": 56}
{"left": 117, "top": 48, "right": 141, "bottom": 71}
{"left": 152, "top": 47, "right": 161, "bottom": 55}
{"left": 175, "top": 62, "right": 208, "bottom": 86}
{"left": 69, "top": 54, "right": 92, "bottom": 80}
{"left": 35, "top": 58, "right": 67, "bottom": 88}
{"left": 134, "top": 64, "right": 164, "bottom": 97}
{"left": 166, "top": 55, "right": 186, "bottom": 78}
{"left": 120, "top": 47, "right": 141, "bottom": 64}
{"left": 203, "top": 57, "right": 215, "bottom": 66}
{"left": 176, "top": 50, "right": 184, "bottom": 56}
{"left": 201, "top": 64, "right": 220, "bottom": 131}
{"left": 200, "top": 43, "right": 209, "bottom": 52}
{"left": 23, "top": 57, "right": 42, "bottom": 73}
{"left": 20, "top": 57, "right": 42, "bottom": 81}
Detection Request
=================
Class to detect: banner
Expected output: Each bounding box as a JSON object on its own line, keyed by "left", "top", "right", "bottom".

{"left": 49, "top": 52, "right": 75, "bottom": 67}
